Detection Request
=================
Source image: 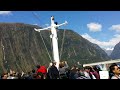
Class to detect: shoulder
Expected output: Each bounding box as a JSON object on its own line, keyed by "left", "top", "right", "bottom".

{"left": 111, "top": 76, "right": 118, "bottom": 79}
{"left": 84, "top": 72, "right": 88, "bottom": 75}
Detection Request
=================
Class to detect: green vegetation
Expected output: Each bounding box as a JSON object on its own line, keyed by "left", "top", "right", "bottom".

{"left": 0, "top": 23, "right": 110, "bottom": 74}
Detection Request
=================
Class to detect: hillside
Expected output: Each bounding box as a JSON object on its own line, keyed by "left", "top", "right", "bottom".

{"left": 0, "top": 23, "right": 110, "bottom": 73}
{"left": 110, "top": 42, "right": 120, "bottom": 59}
{"left": 103, "top": 48, "right": 112, "bottom": 56}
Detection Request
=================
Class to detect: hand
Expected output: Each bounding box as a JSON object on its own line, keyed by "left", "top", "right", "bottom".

{"left": 22, "top": 71, "right": 24, "bottom": 76}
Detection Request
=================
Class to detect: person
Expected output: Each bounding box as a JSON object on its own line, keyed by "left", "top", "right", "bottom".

{"left": 40, "top": 66, "right": 47, "bottom": 79}
{"left": 84, "top": 66, "right": 96, "bottom": 79}
{"left": 36, "top": 64, "right": 47, "bottom": 79}
{"left": 91, "top": 66, "right": 100, "bottom": 79}
{"left": 46, "top": 63, "right": 52, "bottom": 79}
{"left": 109, "top": 63, "right": 120, "bottom": 79}
{"left": 48, "top": 61, "right": 59, "bottom": 79}
{"left": 59, "top": 61, "right": 68, "bottom": 79}
{"left": 36, "top": 65, "right": 41, "bottom": 73}
{"left": 76, "top": 68, "right": 89, "bottom": 79}
{"left": 31, "top": 69, "right": 37, "bottom": 79}
{"left": 1, "top": 73, "right": 8, "bottom": 79}
{"left": 69, "top": 65, "right": 78, "bottom": 79}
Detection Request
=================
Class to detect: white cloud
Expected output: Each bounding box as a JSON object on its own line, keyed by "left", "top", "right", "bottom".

{"left": 87, "top": 22, "right": 102, "bottom": 32}
{"left": 0, "top": 11, "right": 12, "bottom": 15}
{"left": 110, "top": 24, "right": 120, "bottom": 33}
{"left": 81, "top": 33, "right": 120, "bottom": 50}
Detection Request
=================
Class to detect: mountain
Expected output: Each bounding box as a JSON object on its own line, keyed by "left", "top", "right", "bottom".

{"left": 0, "top": 23, "right": 110, "bottom": 74}
{"left": 110, "top": 42, "right": 120, "bottom": 59}
{"left": 103, "top": 48, "right": 113, "bottom": 56}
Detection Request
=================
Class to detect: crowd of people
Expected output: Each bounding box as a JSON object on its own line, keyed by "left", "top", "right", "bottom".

{"left": 0, "top": 61, "right": 120, "bottom": 79}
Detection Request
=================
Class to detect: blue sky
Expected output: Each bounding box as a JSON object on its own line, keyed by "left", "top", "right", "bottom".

{"left": 0, "top": 11, "right": 120, "bottom": 50}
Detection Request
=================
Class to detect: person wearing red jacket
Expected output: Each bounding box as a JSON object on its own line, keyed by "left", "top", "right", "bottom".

{"left": 36, "top": 65, "right": 47, "bottom": 79}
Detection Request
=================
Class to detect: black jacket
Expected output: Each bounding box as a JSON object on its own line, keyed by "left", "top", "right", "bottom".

{"left": 48, "top": 65, "right": 59, "bottom": 79}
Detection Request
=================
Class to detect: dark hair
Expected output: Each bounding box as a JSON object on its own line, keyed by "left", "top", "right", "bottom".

{"left": 17, "top": 73, "right": 22, "bottom": 79}
{"left": 32, "top": 69, "right": 35, "bottom": 73}
{"left": 52, "top": 61, "right": 56, "bottom": 65}
{"left": 84, "top": 66, "right": 91, "bottom": 70}
{"left": 109, "top": 63, "right": 117, "bottom": 73}
{"left": 77, "top": 68, "right": 81, "bottom": 71}
{"left": 59, "top": 65, "right": 63, "bottom": 68}
{"left": 93, "top": 65, "right": 101, "bottom": 74}
{"left": 36, "top": 65, "right": 40, "bottom": 69}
